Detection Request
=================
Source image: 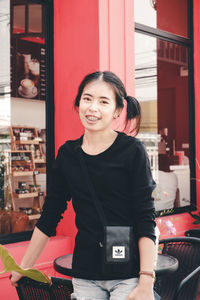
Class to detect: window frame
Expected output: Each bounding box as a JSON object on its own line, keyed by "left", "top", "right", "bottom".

{"left": 0, "top": 0, "right": 54, "bottom": 244}
{"left": 135, "top": 0, "right": 196, "bottom": 217}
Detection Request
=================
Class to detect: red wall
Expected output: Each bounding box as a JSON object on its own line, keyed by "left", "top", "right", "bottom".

{"left": 54, "top": 0, "right": 100, "bottom": 242}
{"left": 99, "top": 0, "right": 135, "bottom": 94}
{"left": 54, "top": 0, "right": 99, "bottom": 147}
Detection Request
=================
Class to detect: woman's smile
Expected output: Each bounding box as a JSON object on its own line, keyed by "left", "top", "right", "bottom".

{"left": 85, "top": 115, "right": 101, "bottom": 123}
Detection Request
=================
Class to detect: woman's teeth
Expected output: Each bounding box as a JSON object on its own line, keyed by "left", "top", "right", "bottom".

{"left": 87, "top": 116, "right": 99, "bottom": 121}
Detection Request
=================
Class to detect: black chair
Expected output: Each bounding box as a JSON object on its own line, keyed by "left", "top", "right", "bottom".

{"left": 16, "top": 276, "right": 73, "bottom": 300}
{"left": 154, "top": 237, "right": 200, "bottom": 300}
{"left": 185, "top": 228, "right": 200, "bottom": 238}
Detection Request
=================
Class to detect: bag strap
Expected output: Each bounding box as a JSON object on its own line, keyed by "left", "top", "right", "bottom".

{"left": 76, "top": 146, "right": 107, "bottom": 226}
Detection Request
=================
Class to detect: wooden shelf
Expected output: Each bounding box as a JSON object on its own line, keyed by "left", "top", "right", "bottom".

{"left": 36, "top": 167, "right": 46, "bottom": 173}
{"left": 10, "top": 150, "right": 32, "bottom": 153}
{"left": 12, "top": 171, "right": 34, "bottom": 177}
{"left": 14, "top": 192, "right": 38, "bottom": 199}
{"left": 15, "top": 140, "right": 39, "bottom": 145}
{"left": 34, "top": 159, "right": 46, "bottom": 163}
{"left": 28, "top": 214, "right": 41, "bottom": 220}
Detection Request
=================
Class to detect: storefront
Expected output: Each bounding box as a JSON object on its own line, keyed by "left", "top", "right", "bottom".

{"left": 0, "top": 0, "right": 200, "bottom": 298}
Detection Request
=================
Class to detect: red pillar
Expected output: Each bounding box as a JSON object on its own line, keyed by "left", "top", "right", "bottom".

{"left": 54, "top": 0, "right": 100, "bottom": 243}
{"left": 54, "top": 0, "right": 135, "bottom": 245}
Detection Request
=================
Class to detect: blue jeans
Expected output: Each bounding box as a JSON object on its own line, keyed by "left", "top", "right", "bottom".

{"left": 71, "top": 278, "right": 161, "bottom": 300}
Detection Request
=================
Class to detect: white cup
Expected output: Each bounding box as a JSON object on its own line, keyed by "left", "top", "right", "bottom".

{"left": 20, "top": 79, "right": 36, "bottom": 95}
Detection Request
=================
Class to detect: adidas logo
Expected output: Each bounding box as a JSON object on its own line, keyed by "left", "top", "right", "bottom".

{"left": 115, "top": 249, "right": 123, "bottom": 255}
{"left": 112, "top": 246, "right": 125, "bottom": 259}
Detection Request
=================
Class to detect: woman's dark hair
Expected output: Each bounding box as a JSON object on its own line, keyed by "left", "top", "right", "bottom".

{"left": 74, "top": 71, "right": 141, "bottom": 134}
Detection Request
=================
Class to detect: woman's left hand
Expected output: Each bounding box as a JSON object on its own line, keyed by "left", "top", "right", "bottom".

{"left": 127, "top": 280, "right": 155, "bottom": 300}
{"left": 127, "top": 286, "right": 154, "bottom": 300}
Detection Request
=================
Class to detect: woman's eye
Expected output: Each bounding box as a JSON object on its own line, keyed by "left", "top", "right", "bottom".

{"left": 83, "top": 97, "right": 91, "bottom": 101}
{"left": 101, "top": 100, "right": 109, "bottom": 104}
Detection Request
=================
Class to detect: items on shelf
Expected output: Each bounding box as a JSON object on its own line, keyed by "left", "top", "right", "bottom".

{"left": 15, "top": 182, "right": 41, "bottom": 195}
{"left": 10, "top": 126, "right": 46, "bottom": 162}
{"left": 7, "top": 126, "right": 46, "bottom": 221}
{"left": 10, "top": 126, "right": 46, "bottom": 173}
{"left": 11, "top": 151, "right": 34, "bottom": 173}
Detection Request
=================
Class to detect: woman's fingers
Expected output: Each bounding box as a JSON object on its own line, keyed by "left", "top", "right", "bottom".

{"left": 9, "top": 271, "right": 23, "bottom": 287}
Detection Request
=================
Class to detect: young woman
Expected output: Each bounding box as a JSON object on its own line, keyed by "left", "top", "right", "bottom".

{"left": 10, "top": 71, "right": 159, "bottom": 300}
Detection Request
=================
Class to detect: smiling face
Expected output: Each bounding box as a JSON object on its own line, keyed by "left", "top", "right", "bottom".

{"left": 79, "top": 80, "right": 121, "bottom": 133}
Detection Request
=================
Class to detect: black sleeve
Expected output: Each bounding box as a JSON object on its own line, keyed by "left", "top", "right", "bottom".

{"left": 131, "top": 141, "right": 157, "bottom": 243}
{"left": 36, "top": 145, "right": 71, "bottom": 236}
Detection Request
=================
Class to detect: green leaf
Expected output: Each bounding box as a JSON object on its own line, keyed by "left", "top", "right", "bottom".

{"left": 0, "top": 244, "right": 51, "bottom": 284}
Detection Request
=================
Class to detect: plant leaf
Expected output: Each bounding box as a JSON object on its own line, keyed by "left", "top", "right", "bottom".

{"left": 0, "top": 244, "right": 51, "bottom": 284}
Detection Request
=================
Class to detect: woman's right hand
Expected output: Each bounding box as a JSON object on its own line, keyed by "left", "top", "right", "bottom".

{"left": 10, "top": 271, "right": 23, "bottom": 287}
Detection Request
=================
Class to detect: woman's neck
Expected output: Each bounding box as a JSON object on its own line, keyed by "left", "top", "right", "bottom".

{"left": 82, "top": 129, "right": 118, "bottom": 155}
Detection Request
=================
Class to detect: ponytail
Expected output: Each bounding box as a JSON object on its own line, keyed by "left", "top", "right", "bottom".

{"left": 124, "top": 96, "right": 141, "bottom": 135}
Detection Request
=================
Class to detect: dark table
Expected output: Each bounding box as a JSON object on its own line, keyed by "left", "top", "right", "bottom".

{"left": 155, "top": 253, "right": 179, "bottom": 275}
{"left": 54, "top": 253, "right": 179, "bottom": 277}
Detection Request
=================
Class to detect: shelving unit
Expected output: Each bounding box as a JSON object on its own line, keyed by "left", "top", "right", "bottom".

{"left": 10, "top": 125, "right": 46, "bottom": 173}
{"left": 9, "top": 126, "right": 46, "bottom": 221}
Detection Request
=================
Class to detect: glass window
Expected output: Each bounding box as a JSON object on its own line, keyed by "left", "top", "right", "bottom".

{"left": 134, "top": 0, "right": 188, "bottom": 38}
{"left": 28, "top": 4, "right": 42, "bottom": 33}
{"left": 135, "top": 32, "right": 191, "bottom": 213}
{"left": 13, "top": 5, "right": 25, "bottom": 33}
{"left": 0, "top": 0, "right": 50, "bottom": 241}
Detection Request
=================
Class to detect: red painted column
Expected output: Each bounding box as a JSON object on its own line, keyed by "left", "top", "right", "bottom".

{"left": 98, "top": 0, "right": 135, "bottom": 132}
{"left": 54, "top": 0, "right": 99, "bottom": 148}
{"left": 55, "top": 0, "right": 136, "bottom": 242}
{"left": 54, "top": 0, "right": 100, "bottom": 242}
{"left": 98, "top": 0, "right": 135, "bottom": 95}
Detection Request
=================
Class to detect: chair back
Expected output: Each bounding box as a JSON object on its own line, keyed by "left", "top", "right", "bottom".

{"left": 16, "top": 276, "right": 73, "bottom": 300}
{"left": 155, "top": 237, "right": 200, "bottom": 300}
{"left": 185, "top": 229, "right": 200, "bottom": 238}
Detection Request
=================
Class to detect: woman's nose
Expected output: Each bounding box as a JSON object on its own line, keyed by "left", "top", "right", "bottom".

{"left": 89, "top": 100, "right": 98, "bottom": 111}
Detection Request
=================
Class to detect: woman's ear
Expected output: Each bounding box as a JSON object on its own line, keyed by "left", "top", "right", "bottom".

{"left": 114, "top": 108, "right": 122, "bottom": 118}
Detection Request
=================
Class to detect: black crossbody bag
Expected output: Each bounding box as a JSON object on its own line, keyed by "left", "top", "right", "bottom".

{"left": 77, "top": 148, "right": 136, "bottom": 277}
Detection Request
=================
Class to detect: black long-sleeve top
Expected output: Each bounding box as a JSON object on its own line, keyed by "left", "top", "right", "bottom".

{"left": 36, "top": 132, "right": 156, "bottom": 280}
